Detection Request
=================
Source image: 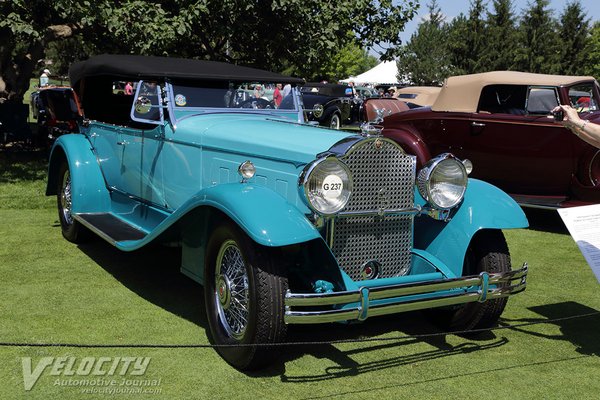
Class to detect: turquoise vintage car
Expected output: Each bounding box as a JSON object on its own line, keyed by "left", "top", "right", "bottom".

{"left": 46, "top": 55, "right": 528, "bottom": 370}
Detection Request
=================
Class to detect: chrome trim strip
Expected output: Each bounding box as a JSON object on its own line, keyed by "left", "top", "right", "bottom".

{"left": 284, "top": 263, "right": 527, "bottom": 324}
{"left": 334, "top": 206, "right": 421, "bottom": 218}
{"left": 73, "top": 214, "right": 118, "bottom": 246}
{"left": 285, "top": 286, "right": 525, "bottom": 324}
{"left": 518, "top": 203, "right": 560, "bottom": 210}
{"left": 109, "top": 186, "right": 172, "bottom": 213}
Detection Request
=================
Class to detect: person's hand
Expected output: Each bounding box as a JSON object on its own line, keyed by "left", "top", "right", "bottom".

{"left": 552, "top": 104, "right": 582, "bottom": 130}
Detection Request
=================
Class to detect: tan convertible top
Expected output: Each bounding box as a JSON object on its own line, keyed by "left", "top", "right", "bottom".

{"left": 396, "top": 86, "right": 441, "bottom": 107}
{"left": 431, "top": 71, "right": 597, "bottom": 113}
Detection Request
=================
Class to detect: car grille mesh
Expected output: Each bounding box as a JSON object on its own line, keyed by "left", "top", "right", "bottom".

{"left": 331, "top": 138, "right": 416, "bottom": 281}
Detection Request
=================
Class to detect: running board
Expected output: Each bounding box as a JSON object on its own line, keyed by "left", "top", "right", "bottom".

{"left": 74, "top": 213, "right": 147, "bottom": 245}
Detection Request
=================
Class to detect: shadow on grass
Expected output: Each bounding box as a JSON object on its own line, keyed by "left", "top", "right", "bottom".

{"left": 500, "top": 301, "right": 600, "bottom": 357}
{"left": 74, "top": 239, "right": 510, "bottom": 379}
{"left": 273, "top": 314, "right": 508, "bottom": 382}
{"left": 77, "top": 241, "right": 207, "bottom": 329}
{"left": 0, "top": 144, "right": 48, "bottom": 183}
{"left": 523, "top": 208, "right": 569, "bottom": 234}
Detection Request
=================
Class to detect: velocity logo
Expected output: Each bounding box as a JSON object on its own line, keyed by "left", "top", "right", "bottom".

{"left": 22, "top": 356, "right": 151, "bottom": 391}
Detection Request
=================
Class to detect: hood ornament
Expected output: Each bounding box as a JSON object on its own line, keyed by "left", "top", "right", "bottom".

{"left": 360, "top": 107, "right": 392, "bottom": 137}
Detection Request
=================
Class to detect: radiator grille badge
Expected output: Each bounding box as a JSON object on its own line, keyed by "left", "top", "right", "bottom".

{"left": 361, "top": 260, "right": 381, "bottom": 280}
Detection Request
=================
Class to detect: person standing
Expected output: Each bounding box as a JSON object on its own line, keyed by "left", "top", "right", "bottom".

{"left": 348, "top": 81, "right": 358, "bottom": 98}
{"left": 553, "top": 104, "right": 600, "bottom": 148}
{"left": 124, "top": 82, "right": 133, "bottom": 95}
{"left": 273, "top": 83, "right": 283, "bottom": 108}
{"left": 282, "top": 83, "right": 292, "bottom": 98}
{"left": 39, "top": 69, "right": 50, "bottom": 87}
{"left": 253, "top": 84, "right": 265, "bottom": 99}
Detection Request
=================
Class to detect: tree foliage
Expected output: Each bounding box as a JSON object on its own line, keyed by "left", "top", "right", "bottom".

{"left": 317, "top": 43, "right": 379, "bottom": 83}
{"left": 0, "top": 0, "right": 419, "bottom": 103}
{"left": 557, "top": 1, "right": 590, "bottom": 75}
{"left": 0, "top": 0, "right": 93, "bottom": 101}
{"left": 398, "top": 0, "right": 596, "bottom": 85}
{"left": 396, "top": 0, "right": 455, "bottom": 85}
{"left": 482, "top": 0, "right": 519, "bottom": 71}
{"left": 582, "top": 22, "right": 600, "bottom": 78}
{"left": 457, "top": 0, "right": 487, "bottom": 74}
{"left": 514, "top": 0, "right": 560, "bottom": 73}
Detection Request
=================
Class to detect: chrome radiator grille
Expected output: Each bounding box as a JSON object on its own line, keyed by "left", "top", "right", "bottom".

{"left": 331, "top": 138, "right": 416, "bottom": 281}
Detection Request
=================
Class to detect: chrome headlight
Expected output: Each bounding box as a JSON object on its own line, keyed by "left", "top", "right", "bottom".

{"left": 417, "top": 153, "right": 468, "bottom": 209}
{"left": 313, "top": 104, "right": 324, "bottom": 118}
{"left": 300, "top": 157, "right": 353, "bottom": 215}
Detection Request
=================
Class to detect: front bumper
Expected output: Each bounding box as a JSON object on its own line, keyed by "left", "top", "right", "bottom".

{"left": 284, "top": 263, "right": 528, "bottom": 324}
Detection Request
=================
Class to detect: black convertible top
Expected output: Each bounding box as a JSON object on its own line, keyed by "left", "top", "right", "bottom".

{"left": 69, "top": 54, "right": 304, "bottom": 85}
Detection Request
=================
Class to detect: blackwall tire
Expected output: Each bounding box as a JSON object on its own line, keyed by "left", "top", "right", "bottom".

{"left": 204, "top": 221, "right": 288, "bottom": 370}
{"left": 328, "top": 113, "right": 341, "bottom": 130}
{"left": 427, "top": 230, "right": 511, "bottom": 332}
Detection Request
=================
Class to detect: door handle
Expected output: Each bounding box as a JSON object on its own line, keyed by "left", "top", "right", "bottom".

{"left": 116, "top": 140, "right": 129, "bottom": 146}
{"left": 471, "top": 121, "right": 486, "bottom": 127}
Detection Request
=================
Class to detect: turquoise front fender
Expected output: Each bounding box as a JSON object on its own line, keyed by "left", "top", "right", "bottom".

{"left": 46, "top": 134, "right": 111, "bottom": 213}
{"left": 175, "top": 183, "right": 320, "bottom": 247}
{"left": 414, "top": 178, "right": 528, "bottom": 277}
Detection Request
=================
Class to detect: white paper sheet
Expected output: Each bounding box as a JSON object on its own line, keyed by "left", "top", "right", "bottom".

{"left": 557, "top": 204, "right": 600, "bottom": 283}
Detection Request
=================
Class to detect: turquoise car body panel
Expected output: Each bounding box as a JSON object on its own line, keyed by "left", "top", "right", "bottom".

{"left": 413, "top": 179, "right": 528, "bottom": 278}
{"left": 48, "top": 113, "right": 342, "bottom": 252}
{"left": 47, "top": 134, "right": 111, "bottom": 214}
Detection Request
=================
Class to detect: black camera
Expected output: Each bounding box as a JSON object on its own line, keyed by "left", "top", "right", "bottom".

{"left": 553, "top": 109, "right": 564, "bottom": 122}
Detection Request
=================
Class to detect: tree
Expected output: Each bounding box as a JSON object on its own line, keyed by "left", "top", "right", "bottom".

{"left": 0, "top": 0, "right": 95, "bottom": 102}
{"left": 459, "top": 0, "right": 487, "bottom": 74}
{"left": 317, "top": 43, "right": 378, "bottom": 83}
{"left": 514, "top": 0, "right": 560, "bottom": 73}
{"left": 581, "top": 21, "right": 600, "bottom": 78}
{"left": 557, "top": 1, "right": 590, "bottom": 75}
{"left": 446, "top": 15, "right": 470, "bottom": 76}
{"left": 0, "top": 0, "right": 419, "bottom": 104}
{"left": 482, "top": 0, "right": 519, "bottom": 71}
{"left": 396, "top": 0, "right": 454, "bottom": 85}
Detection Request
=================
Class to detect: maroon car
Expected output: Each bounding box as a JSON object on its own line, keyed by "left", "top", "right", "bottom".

{"left": 381, "top": 71, "right": 600, "bottom": 208}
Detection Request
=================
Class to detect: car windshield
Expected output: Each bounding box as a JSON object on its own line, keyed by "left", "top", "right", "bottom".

{"left": 568, "top": 83, "right": 599, "bottom": 113}
{"left": 169, "top": 81, "right": 297, "bottom": 110}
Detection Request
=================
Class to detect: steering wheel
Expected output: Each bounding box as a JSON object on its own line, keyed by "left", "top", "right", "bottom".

{"left": 239, "top": 98, "right": 273, "bottom": 109}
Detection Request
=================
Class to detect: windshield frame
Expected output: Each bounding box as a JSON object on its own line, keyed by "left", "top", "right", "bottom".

{"left": 163, "top": 80, "right": 305, "bottom": 126}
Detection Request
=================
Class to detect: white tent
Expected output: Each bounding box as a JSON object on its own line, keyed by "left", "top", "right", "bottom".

{"left": 340, "top": 61, "right": 399, "bottom": 86}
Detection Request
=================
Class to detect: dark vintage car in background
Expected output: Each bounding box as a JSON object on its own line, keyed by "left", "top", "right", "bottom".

{"left": 382, "top": 71, "right": 600, "bottom": 208}
{"left": 300, "top": 83, "right": 359, "bottom": 129}
{"left": 31, "top": 86, "right": 80, "bottom": 147}
{"left": 46, "top": 55, "right": 528, "bottom": 370}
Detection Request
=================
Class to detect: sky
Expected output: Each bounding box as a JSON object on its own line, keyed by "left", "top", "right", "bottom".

{"left": 394, "top": 0, "right": 600, "bottom": 45}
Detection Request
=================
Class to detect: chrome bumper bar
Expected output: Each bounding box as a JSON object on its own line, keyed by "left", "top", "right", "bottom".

{"left": 284, "top": 263, "right": 528, "bottom": 324}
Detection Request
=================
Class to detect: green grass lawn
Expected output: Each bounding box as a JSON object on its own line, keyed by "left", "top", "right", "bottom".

{"left": 1, "top": 151, "right": 599, "bottom": 399}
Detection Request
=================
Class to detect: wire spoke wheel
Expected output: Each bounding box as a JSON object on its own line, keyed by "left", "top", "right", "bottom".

{"left": 205, "top": 221, "right": 288, "bottom": 370}
{"left": 60, "top": 169, "right": 73, "bottom": 226}
{"left": 56, "top": 161, "right": 88, "bottom": 243}
{"left": 215, "top": 240, "right": 250, "bottom": 340}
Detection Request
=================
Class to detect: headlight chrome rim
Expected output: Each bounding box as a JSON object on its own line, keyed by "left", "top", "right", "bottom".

{"left": 417, "top": 153, "right": 468, "bottom": 210}
{"left": 300, "top": 157, "right": 353, "bottom": 216}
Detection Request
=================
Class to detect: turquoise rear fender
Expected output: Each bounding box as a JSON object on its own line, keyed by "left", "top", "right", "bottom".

{"left": 179, "top": 183, "right": 320, "bottom": 247}
{"left": 46, "top": 134, "right": 111, "bottom": 213}
{"left": 414, "top": 178, "right": 528, "bottom": 277}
